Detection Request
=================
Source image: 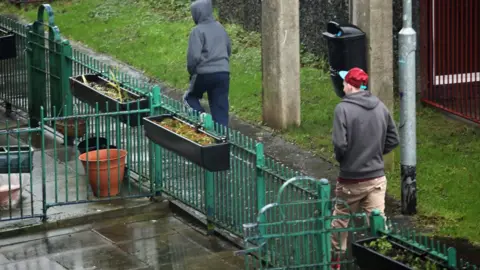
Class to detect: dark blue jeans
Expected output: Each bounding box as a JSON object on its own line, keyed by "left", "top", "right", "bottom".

{"left": 184, "top": 72, "right": 230, "bottom": 127}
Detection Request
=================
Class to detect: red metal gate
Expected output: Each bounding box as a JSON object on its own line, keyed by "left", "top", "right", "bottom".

{"left": 421, "top": 0, "right": 480, "bottom": 123}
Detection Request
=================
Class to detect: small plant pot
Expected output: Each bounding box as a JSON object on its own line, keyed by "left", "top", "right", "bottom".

{"left": 69, "top": 74, "right": 149, "bottom": 127}
{"left": 78, "top": 149, "right": 127, "bottom": 198}
{"left": 352, "top": 237, "right": 448, "bottom": 270}
{"left": 0, "top": 28, "right": 16, "bottom": 60}
{"left": 55, "top": 118, "right": 87, "bottom": 139}
{"left": 143, "top": 114, "right": 230, "bottom": 172}
{"left": 0, "top": 146, "right": 34, "bottom": 174}
{"left": 0, "top": 173, "right": 30, "bottom": 210}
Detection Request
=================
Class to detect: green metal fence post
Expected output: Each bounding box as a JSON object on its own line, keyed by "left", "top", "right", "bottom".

{"left": 40, "top": 106, "right": 47, "bottom": 221}
{"left": 28, "top": 4, "right": 61, "bottom": 125}
{"left": 26, "top": 24, "right": 34, "bottom": 127}
{"left": 447, "top": 247, "right": 457, "bottom": 268}
{"left": 149, "top": 85, "right": 162, "bottom": 196}
{"left": 255, "top": 142, "right": 266, "bottom": 234}
{"left": 48, "top": 31, "right": 62, "bottom": 122}
{"left": 369, "top": 209, "right": 386, "bottom": 236}
{"left": 59, "top": 40, "right": 74, "bottom": 145}
{"left": 26, "top": 22, "right": 46, "bottom": 127}
{"left": 203, "top": 114, "right": 215, "bottom": 235}
{"left": 318, "top": 178, "right": 331, "bottom": 270}
{"left": 60, "top": 40, "right": 73, "bottom": 116}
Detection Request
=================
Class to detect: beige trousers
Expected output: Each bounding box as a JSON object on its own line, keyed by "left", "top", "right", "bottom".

{"left": 331, "top": 176, "right": 387, "bottom": 251}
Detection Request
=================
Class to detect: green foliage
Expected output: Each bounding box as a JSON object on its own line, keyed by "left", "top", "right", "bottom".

{"left": 135, "top": 0, "right": 191, "bottom": 21}
{"left": 367, "top": 237, "right": 445, "bottom": 270}
{"left": 300, "top": 44, "right": 328, "bottom": 70}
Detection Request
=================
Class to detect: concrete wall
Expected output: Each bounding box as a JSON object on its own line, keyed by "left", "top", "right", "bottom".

{"left": 214, "top": 0, "right": 421, "bottom": 92}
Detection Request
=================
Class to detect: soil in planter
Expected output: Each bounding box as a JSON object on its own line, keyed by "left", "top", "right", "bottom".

{"left": 81, "top": 75, "right": 135, "bottom": 103}
{"left": 366, "top": 237, "right": 447, "bottom": 270}
{"left": 156, "top": 118, "right": 216, "bottom": 146}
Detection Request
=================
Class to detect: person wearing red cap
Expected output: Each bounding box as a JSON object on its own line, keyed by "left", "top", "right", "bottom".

{"left": 330, "top": 68, "right": 399, "bottom": 268}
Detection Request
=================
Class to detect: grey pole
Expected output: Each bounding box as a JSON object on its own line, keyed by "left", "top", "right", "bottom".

{"left": 399, "top": 0, "right": 417, "bottom": 215}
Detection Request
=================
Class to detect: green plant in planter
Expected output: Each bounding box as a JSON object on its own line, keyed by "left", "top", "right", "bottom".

{"left": 367, "top": 236, "right": 392, "bottom": 256}
{"left": 80, "top": 70, "right": 132, "bottom": 103}
{"left": 366, "top": 237, "right": 445, "bottom": 270}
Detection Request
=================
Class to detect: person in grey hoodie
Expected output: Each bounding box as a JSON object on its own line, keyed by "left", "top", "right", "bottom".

{"left": 183, "top": 0, "right": 232, "bottom": 127}
{"left": 330, "top": 67, "right": 399, "bottom": 265}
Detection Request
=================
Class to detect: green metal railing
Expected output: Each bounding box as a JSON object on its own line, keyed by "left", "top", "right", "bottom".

{"left": 0, "top": 8, "right": 350, "bottom": 242}
{"left": 0, "top": 16, "right": 28, "bottom": 114}
{"left": 26, "top": 9, "right": 67, "bottom": 123}
{"left": 39, "top": 102, "right": 155, "bottom": 212}
{"left": 0, "top": 5, "right": 161, "bottom": 221}
{"left": 1, "top": 6, "right": 479, "bottom": 270}
{"left": 0, "top": 10, "right": 369, "bottom": 260}
{"left": 238, "top": 179, "right": 480, "bottom": 270}
{"left": 237, "top": 177, "right": 370, "bottom": 270}
{"left": 156, "top": 94, "right": 311, "bottom": 236}
{"left": 0, "top": 119, "right": 42, "bottom": 222}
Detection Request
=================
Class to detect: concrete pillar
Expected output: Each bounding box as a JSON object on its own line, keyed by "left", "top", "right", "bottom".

{"left": 351, "top": 0, "right": 395, "bottom": 170}
{"left": 351, "top": 0, "right": 394, "bottom": 111}
{"left": 261, "top": 0, "right": 301, "bottom": 130}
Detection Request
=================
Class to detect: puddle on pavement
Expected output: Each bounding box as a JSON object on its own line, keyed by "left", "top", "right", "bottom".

{"left": 0, "top": 210, "right": 243, "bottom": 270}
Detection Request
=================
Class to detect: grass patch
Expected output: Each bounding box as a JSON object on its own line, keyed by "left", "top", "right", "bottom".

{"left": 2, "top": 0, "right": 480, "bottom": 244}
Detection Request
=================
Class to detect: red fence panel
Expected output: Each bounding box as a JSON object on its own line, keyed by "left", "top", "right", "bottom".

{"left": 421, "top": 0, "right": 480, "bottom": 123}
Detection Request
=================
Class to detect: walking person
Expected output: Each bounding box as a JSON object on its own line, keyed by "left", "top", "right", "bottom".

{"left": 183, "top": 0, "right": 232, "bottom": 128}
{"left": 330, "top": 67, "right": 399, "bottom": 268}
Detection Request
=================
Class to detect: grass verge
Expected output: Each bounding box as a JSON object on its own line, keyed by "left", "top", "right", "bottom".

{"left": 1, "top": 0, "right": 480, "bottom": 244}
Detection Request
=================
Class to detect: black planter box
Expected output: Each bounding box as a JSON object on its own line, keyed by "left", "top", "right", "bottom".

{"left": 0, "top": 146, "right": 34, "bottom": 174}
{"left": 69, "top": 74, "right": 149, "bottom": 127}
{"left": 0, "top": 28, "right": 16, "bottom": 60}
{"left": 143, "top": 114, "right": 230, "bottom": 172}
{"left": 352, "top": 237, "right": 448, "bottom": 270}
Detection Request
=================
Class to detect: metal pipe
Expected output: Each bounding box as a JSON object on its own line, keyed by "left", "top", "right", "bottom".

{"left": 399, "top": 0, "right": 417, "bottom": 215}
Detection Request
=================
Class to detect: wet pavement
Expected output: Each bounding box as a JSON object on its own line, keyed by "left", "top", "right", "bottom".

{"left": 0, "top": 204, "right": 243, "bottom": 270}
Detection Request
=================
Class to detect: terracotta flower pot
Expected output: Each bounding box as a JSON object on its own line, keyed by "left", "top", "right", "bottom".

{"left": 78, "top": 149, "right": 127, "bottom": 197}
{"left": 56, "top": 118, "right": 87, "bottom": 138}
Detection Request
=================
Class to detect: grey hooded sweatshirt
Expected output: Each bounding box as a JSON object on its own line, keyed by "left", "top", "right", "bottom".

{"left": 332, "top": 91, "right": 399, "bottom": 180}
{"left": 187, "top": 0, "right": 231, "bottom": 76}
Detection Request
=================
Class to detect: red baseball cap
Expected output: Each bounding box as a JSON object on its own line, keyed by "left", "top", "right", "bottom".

{"left": 339, "top": 68, "right": 368, "bottom": 90}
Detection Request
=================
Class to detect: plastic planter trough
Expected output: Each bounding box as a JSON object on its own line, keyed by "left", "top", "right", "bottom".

{"left": 0, "top": 28, "right": 16, "bottom": 60}
{"left": 0, "top": 146, "right": 34, "bottom": 174}
{"left": 69, "top": 74, "right": 149, "bottom": 127}
{"left": 143, "top": 114, "right": 230, "bottom": 172}
{"left": 352, "top": 237, "right": 448, "bottom": 270}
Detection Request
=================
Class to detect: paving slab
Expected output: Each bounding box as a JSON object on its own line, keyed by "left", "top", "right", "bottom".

{"left": 0, "top": 208, "right": 243, "bottom": 270}
{"left": 1, "top": 257, "right": 67, "bottom": 270}
{"left": 52, "top": 245, "right": 148, "bottom": 270}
